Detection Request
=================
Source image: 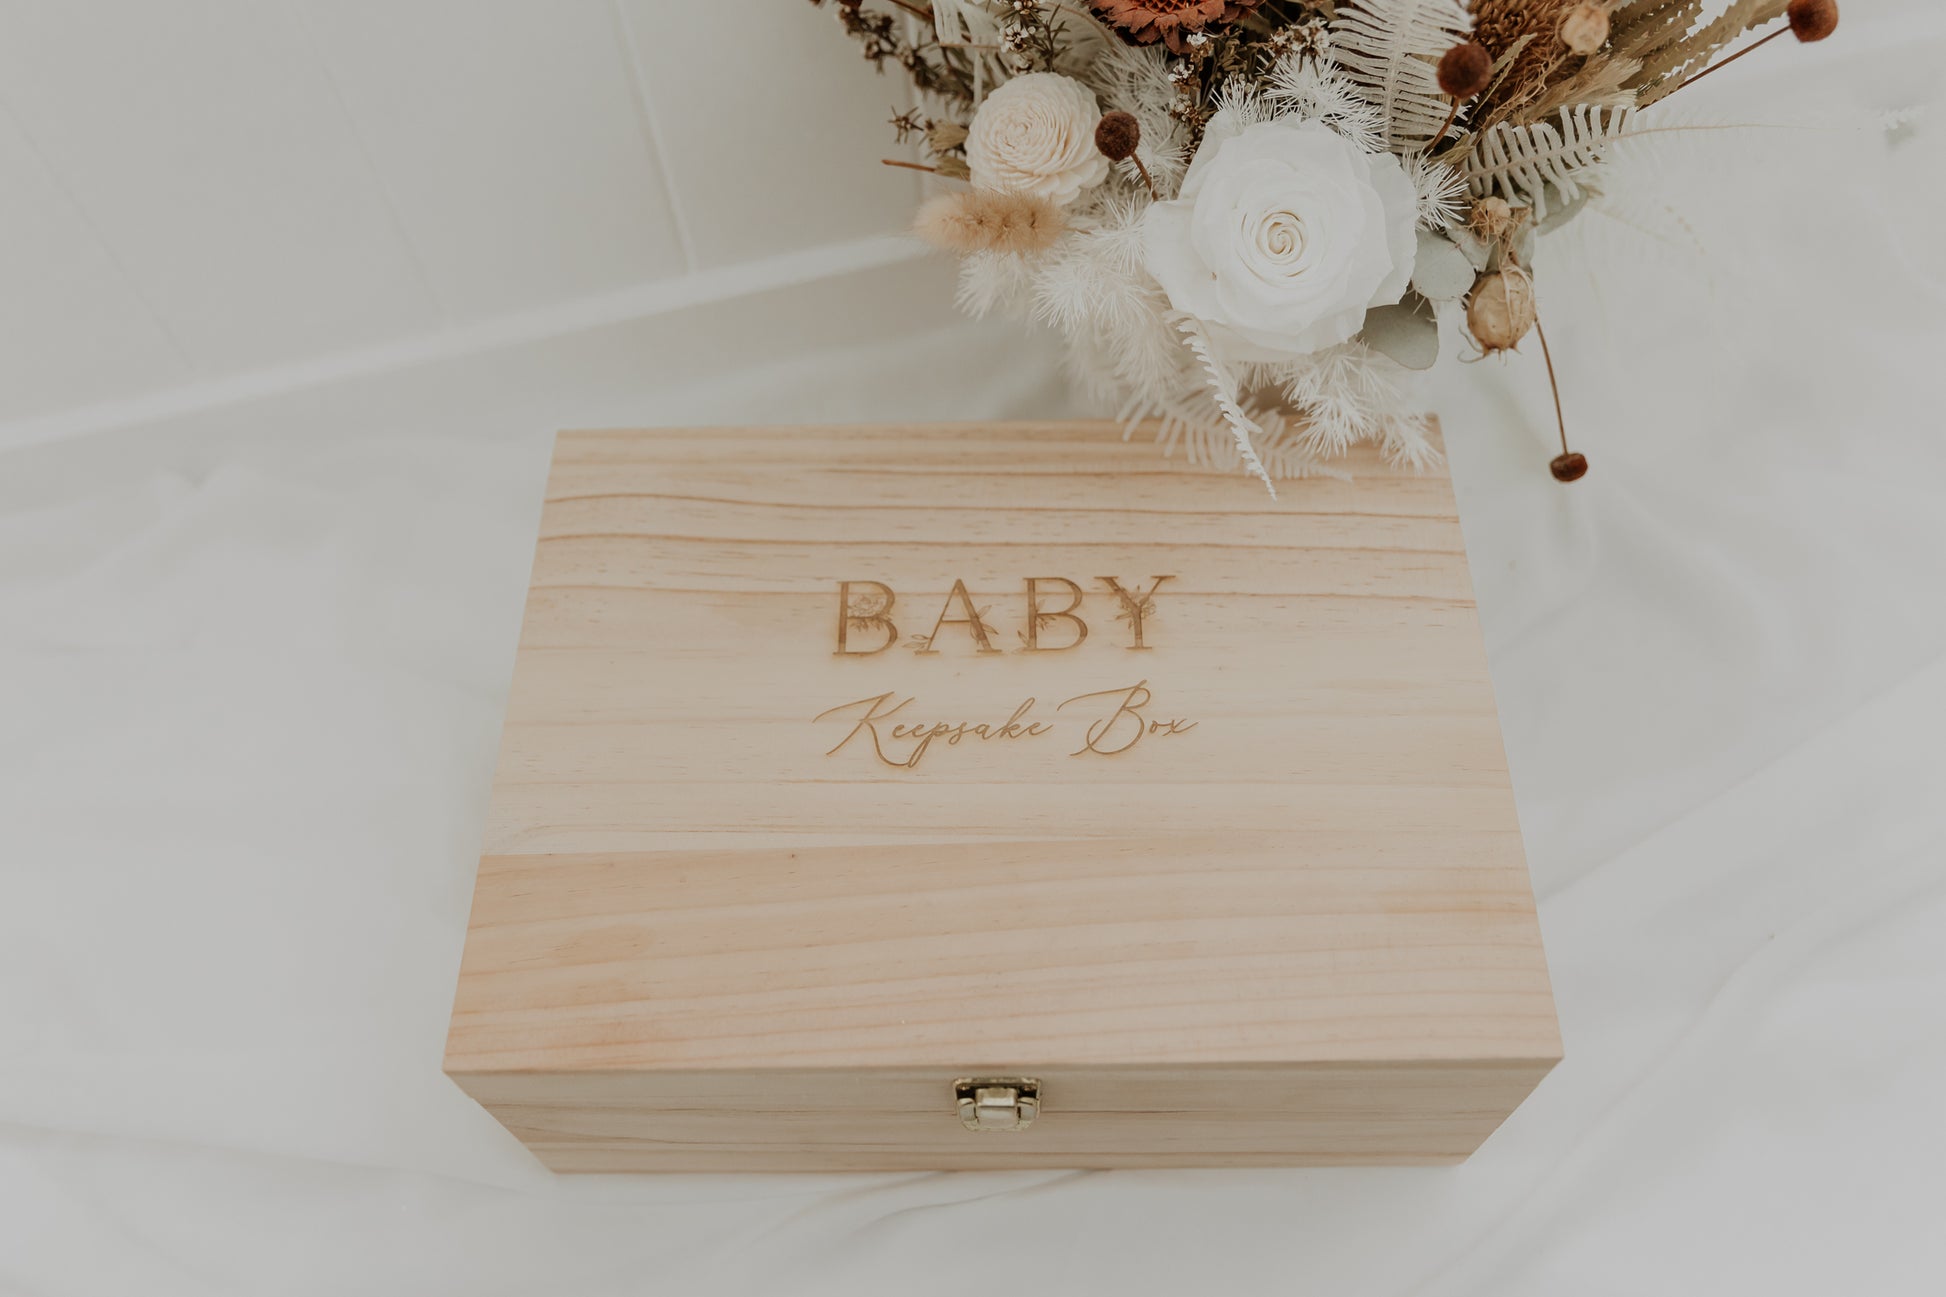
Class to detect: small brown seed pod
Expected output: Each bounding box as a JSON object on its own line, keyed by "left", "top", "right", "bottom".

{"left": 1467, "top": 266, "right": 1538, "bottom": 353}
{"left": 1551, "top": 452, "right": 1589, "bottom": 482}
{"left": 1787, "top": 0, "right": 1839, "bottom": 42}
{"left": 1437, "top": 42, "right": 1493, "bottom": 99}
{"left": 1094, "top": 111, "right": 1142, "bottom": 162}
{"left": 1558, "top": 2, "right": 1610, "bottom": 56}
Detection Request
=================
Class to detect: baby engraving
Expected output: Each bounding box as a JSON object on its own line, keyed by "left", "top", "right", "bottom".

{"left": 834, "top": 576, "right": 1175, "bottom": 656}
{"left": 913, "top": 579, "right": 999, "bottom": 655}
{"left": 1096, "top": 577, "right": 1169, "bottom": 650}
{"left": 1021, "top": 577, "right": 1086, "bottom": 652}
{"left": 836, "top": 580, "right": 898, "bottom": 656}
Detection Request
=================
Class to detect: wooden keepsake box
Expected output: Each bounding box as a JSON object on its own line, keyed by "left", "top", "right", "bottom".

{"left": 444, "top": 422, "right": 1560, "bottom": 1171}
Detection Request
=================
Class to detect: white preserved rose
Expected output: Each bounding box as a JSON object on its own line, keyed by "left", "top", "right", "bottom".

{"left": 1141, "top": 111, "right": 1420, "bottom": 360}
{"left": 964, "top": 72, "right": 1110, "bottom": 208}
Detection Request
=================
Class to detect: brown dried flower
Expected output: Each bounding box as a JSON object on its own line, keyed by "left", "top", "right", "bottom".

{"left": 1093, "top": 110, "right": 1157, "bottom": 197}
{"left": 1090, "top": 0, "right": 1265, "bottom": 55}
{"left": 1788, "top": 0, "right": 1839, "bottom": 42}
{"left": 1437, "top": 41, "right": 1494, "bottom": 98}
{"left": 1094, "top": 110, "right": 1142, "bottom": 162}
{"left": 914, "top": 189, "right": 1066, "bottom": 257}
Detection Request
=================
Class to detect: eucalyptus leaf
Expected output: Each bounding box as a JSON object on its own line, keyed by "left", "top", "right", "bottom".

{"left": 1513, "top": 221, "right": 1538, "bottom": 267}
{"left": 1536, "top": 184, "right": 1595, "bottom": 234}
{"left": 1451, "top": 226, "right": 1495, "bottom": 272}
{"left": 1412, "top": 231, "right": 1476, "bottom": 302}
{"left": 1360, "top": 293, "right": 1439, "bottom": 371}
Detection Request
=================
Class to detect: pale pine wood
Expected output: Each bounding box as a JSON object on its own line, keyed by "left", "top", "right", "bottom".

{"left": 457, "top": 1063, "right": 1558, "bottom": 1172}
{"left": 445, "top": 422, "right": 1560, "bottom": 1170}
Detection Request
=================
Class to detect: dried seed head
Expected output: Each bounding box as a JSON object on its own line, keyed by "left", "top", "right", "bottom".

{"left": 1550, "top": 452, "right": 1589, "bottom": 482}
{"left": 1437, "top": 41, "right": 1493, "bottom": 98}
{"left": 1558, "top": 2, "right": 1610, "bottom": 55}
{"left": 926, "top": 120, "right": 969, "bottom": 153}
{"left": 1467, "top": 196, "right": 1521, "bottom": 242}
{"left": 913, "top": 189, "right": 1066, "bottom": 257}
{"left": 1467, "top": 266, "right": 1538, "bottom": 353}
{"left": 1094, "top": 110, "right": 1142, "bottom": 162}
{"left": 1788, "top": 0, "right": 1839, "bottom": 41}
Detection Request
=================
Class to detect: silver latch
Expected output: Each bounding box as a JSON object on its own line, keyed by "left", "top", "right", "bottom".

{"left": 954, "top": 1077, "right": 1040, "bottom": 1131}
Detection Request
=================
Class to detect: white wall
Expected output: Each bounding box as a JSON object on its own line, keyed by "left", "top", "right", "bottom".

{"left": 0, "top": 0, "right": 923, "bottom": 429}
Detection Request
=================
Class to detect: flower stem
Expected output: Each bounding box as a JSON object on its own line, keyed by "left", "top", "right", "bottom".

{"left": 1535, "top": 316, "right": 1569, "bottom": 457}
{"left": 1535, "top": 315, "right": 1590, "bottom": 480}
{"left": 1533, "top": 311, "right": 1580, "bottom": 457}
{"left": 1434, "top": 97, "right": 1463, "bottom": 146}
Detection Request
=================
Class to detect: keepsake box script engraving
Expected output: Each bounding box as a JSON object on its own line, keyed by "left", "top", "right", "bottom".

{"left": 815, "top": 577, "right": 1197, "bottom": 770}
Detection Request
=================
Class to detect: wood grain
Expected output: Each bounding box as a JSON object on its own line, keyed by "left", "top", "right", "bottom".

{"left": 445, "top": 422, "right": 1560, "bottom": 1170}
{"left": 455, "top": 1063, "right": 1559, "bottom": 1172}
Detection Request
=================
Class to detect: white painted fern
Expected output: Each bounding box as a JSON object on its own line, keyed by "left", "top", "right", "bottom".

{"left": 1178, "top": 320, "right": 1276, "bottom": 494}
{"left": 1329, "top": 0, "right": 1472, "bottom": 152}
{"left": 1466, "top": 105, "right": 1636, "bottom": 221}
{"left": 1265, "top": 52, "right": 1386, "bottom": 155}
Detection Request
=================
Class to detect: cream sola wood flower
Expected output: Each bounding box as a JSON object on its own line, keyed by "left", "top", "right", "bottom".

{"left": 964, "top": 72, "right": 1110, "bottom": 208}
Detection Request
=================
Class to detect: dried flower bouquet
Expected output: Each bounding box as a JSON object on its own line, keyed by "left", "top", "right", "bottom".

{"left": 817, "top": 0, "right": 1841, "bottom": 488}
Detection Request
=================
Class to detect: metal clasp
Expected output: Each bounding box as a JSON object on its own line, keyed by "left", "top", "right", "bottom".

{"left": 954, "top": 1077, "right": 1040, "bottom": 1131}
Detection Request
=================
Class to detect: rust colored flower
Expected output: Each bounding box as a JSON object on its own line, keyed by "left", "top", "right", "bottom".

{"left": 1788, "top": 0, "right": 1839, "bottom": 42}
{"left": 1436, "top": 41, "right": 1493, "bottom": 98}
{"left": 1090, "top": 0, "right": 1265, "bottom": 55}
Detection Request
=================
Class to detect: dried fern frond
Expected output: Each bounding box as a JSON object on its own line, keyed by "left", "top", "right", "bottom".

{"left": 1250, "top": 405, "right": 1346, "bottom": 481}
{"left": 1134, "top": 398, "right": 1342, "bottom": 482}
{"left": 1630, "top": 0, "right": 1789, "bottom": 102}
{"left": 955, "top": 248, "right": 1036, "bottom": 317}
{"left": 1278, "top": 340, "right": 1438, "bottom": 465}
{"left": 1178, "top": 319, "right": 1276, "bottom": 493}
{"left": 1611, "top": 0, "right": 1706, "bottom": 61}
{"left": 1330, "top": 0, "right": 1473, "bottom": 151}
{"left": 1522, "top": 50, "right": 1643, "bottom": 121}
{"left": 1466, "top": 104, "right": 1635, "bottom": 221}
{"left": 1266, "top": 50, "right": 1388, "bottom": 154}
{"left": 1610, "top": 0, "right": 1682, "bottom": 27}
{"left": 1038, "top": 193, "right": 1196, "bottom": 416}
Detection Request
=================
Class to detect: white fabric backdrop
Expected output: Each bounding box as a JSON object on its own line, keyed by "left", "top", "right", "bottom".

{"left": 3, "top": 10, "right": 1945, "bottom": 1294}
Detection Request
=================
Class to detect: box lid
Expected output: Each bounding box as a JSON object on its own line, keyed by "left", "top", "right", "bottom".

{"left": 446, "top": 423, "right": 1559, "bottom": 1082}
